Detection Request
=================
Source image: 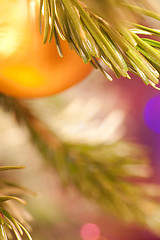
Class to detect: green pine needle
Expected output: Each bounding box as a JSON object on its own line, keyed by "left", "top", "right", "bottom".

{"left": 0, "top": 165, "right": 32, "bottom": 240}
{"left": 40, "top": 0, "right": 160, "bottom": 89}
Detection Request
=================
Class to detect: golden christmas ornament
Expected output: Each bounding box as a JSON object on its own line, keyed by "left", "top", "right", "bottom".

{"left": 0, "top": 0, "right": 91, "bottom": 98}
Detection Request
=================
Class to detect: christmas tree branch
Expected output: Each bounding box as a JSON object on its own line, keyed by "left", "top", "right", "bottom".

{"left": 0, "top": 94, "right": 160, "bottom": 234}
{"left": 40, "top": 0, "right": 160, "bottom": 89}
{"left": 0, "top": 166, "right": 32, "bottom": 240}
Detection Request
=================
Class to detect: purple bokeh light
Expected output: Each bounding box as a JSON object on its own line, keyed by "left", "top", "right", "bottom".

{"left": 144, "top": 95, "right": 160, "bottom": 134}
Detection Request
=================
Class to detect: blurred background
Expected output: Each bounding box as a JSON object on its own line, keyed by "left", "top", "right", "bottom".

{"left": 1, "top": 0, "right": 160, "bottom": 240}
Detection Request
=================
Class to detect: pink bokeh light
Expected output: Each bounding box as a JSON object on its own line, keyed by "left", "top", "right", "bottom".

{"left": 80, "top": 223, "right": 101, "bottom": 240}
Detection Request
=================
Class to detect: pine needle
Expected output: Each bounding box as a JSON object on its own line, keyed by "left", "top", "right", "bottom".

{"left": 40, "top": 0, "right": 160, "bottom": 89}
{"left": 0, "top": 165, "right": 32, "bottom": 240}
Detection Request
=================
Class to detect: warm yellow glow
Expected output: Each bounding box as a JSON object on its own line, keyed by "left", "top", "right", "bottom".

{"left": 1, "top": 65, "right": 46, "bottom": 87}
{"left": 32, "top": 0, "right": 40, "bottom": 5}
{"left": 29, "top": 0, "right": 36, "bottom": 21}
{"left": 0, "top": 0, "right": 28, "bottom": 58}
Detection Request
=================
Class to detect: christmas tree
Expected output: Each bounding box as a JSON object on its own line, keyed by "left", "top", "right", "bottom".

{"left": 0, "top": 1, "right": 160, "bottom": 239}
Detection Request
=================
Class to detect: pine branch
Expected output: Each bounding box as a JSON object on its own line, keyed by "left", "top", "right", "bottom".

{"left": 0, "top": 94, "right": 160, "bottom": 234}
{"left": 40, "top": 0, "right": 160, "bottom": 89}
{"left": 0, "top": 166, "right": 32, "bottom": 240}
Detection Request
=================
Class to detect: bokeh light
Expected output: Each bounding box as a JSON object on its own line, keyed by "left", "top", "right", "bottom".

{"left": 144, "top": 95, "right": 160, "bottom": 134}
{"left": 80, "top": 223, "right": 101, "bottom": 240}
{"left": 0, "top": 0, "right": 28, "bottom": 58}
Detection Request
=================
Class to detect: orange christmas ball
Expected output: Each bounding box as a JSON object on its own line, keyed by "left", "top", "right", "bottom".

{"left": 0, "top": 41, "right": 92, "bottom": 98}
{"left": 0, "top": 0, "right": 92, "bottom": 99}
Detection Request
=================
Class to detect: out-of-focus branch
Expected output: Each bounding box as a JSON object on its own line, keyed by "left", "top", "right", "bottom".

{"left": 0, "top": 94, "right": 160, "bottom": 234}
